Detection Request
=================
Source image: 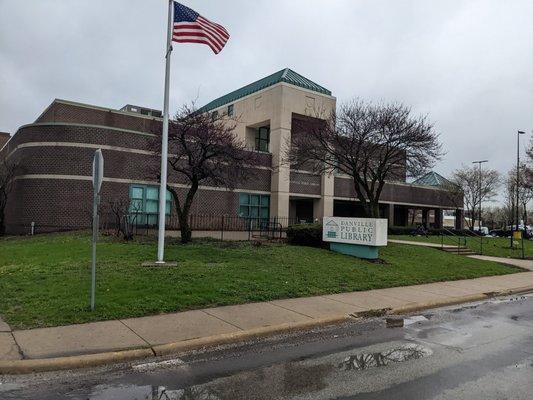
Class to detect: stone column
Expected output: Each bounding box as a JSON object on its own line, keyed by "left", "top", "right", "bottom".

{"left": 314, "top": 171, "right": 334, "bottom": 221}
{"left": 455, "top": 209, "right": 464, "bottom": 230}
{"left": 422, "top": 209, "right": 429, "bottom": 228}
{"left": 434, "top": 208, "right": 443, "bottom": 229}
{"left": 269, "top": 94, "right": 292, "bottom": 219}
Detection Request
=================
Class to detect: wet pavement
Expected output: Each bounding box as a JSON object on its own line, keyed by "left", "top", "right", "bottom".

{"left": 1, "top": 294, "right": 532, "bottom": 399}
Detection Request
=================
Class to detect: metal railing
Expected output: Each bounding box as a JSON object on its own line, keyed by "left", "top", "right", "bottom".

{"left": 10, "top": 213, "right": 316, "bottom": 240}
{"left": 440, "top": 227, "right": 466, "bottom": 254}
{"left": 440, "top": 227, "right": 484, "bottom": 255}
{"left": 116, "top": 213, "right": 302, "bottom": 241}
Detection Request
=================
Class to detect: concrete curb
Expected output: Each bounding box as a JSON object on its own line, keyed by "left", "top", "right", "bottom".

{"left": 0, "top": 315, "right": 350, "bottom": 375}
{"left": 389, "top": 286, "right": 533, "bottom": 316}
{"left": 389, "top": 294, "right": 490, "bottom": 315}
{"left": 495, "top": 284, "right": 533, "bottom": 296}
{"left": 152, "top": 315, "right": 351, "bottom": 356}
{"left": 0, "top": 348, "right": 154, "bottom": 375}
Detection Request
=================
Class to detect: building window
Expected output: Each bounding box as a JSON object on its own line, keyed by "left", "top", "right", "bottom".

{"left": 211, "top": 110, "right": 219, "bottom": 121}
{"left": 255, "top": 127, "right": 269, "bottom": 152}
{"left": 239, "top": 193, "right": 270, "bottom": 219}
{"left": 129, "top": 185, "right": 172, "bottom": 225}
{"left": 227, "top": 104, "right": 234, "bottom": 117}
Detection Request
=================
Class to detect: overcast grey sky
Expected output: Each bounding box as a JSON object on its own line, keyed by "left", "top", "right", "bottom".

{"left": 1, "top": 0, "right": 532, "bottom": 183}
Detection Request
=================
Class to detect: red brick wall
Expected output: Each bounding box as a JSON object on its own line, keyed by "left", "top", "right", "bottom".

{"left": 4, "top": 178, "right": 242, "bottom": 235}
{"left": 36, "top": 101, "right": 162, "bottom": 134}
{"left": 289, "top": 171, "right": 321, "bottom": 195}
{"left": 0, "top": 133, "right": 9, "bottom": 149}
{"left": 3, "top": 116, "right": 272, "bottom": 234}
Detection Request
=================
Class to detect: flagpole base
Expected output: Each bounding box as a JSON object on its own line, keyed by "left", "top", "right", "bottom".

{"left": 142, "top": 261, "right": 178, "bottom": 267}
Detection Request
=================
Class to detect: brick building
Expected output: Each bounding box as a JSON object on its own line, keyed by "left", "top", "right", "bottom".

{"left": 0, "top": 132, "right": 10, "bottom": 149}
{"left": 0, "top": 69, "right": 463, "bottom": 235}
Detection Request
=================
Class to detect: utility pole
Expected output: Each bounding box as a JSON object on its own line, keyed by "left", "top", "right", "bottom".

{"left": 472, "top": 160, "right": 488, "bottom": 233}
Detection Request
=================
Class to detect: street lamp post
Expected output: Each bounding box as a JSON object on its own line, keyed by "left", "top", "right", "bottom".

{"left": 516, "top": 130, "right": 526, "bottom": 234}
{"left": 472, "top": 160, "right": 488, "bottom": 232}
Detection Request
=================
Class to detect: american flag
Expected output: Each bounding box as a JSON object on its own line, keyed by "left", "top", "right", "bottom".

{"left": 172, "top": 2, "right": 229, "bottom": 54}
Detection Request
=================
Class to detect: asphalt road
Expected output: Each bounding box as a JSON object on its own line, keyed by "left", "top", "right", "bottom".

{"left": 1, "top": 294, "right": 532, "bottom": 400}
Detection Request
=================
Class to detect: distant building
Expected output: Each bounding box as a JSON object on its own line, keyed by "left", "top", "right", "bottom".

{"left": 0, "top": 69, "right": 463, "bottom": 234}
{"left": 0, "top": 132, "right": 10, "bottom": 149}
{"left": 120, "top": 104, "right": 162, "bottom": 118}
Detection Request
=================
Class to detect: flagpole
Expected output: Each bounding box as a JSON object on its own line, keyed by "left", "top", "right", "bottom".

{"left": 156, "top": 0, "right": 173, "bottom": 263}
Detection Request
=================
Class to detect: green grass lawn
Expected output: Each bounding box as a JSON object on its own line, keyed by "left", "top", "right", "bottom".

{"left": 0, "top": 232, "right": 520, "bottom": 330}
{"left": 390, "top": 234, "right": 532, "bottom": 259}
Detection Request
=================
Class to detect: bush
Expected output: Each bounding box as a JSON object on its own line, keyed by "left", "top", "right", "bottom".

{"left": 388, "top": 226, "right": 417, "bottom": 236}
{"left": 286, "top": 224, "right": 324, "bottom": 247}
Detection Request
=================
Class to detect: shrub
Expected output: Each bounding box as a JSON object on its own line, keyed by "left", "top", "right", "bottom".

{"left": 286, "top": 224, "right": 324, "bottom": 247}
{"left": 388, "top": 226, "right": 417, "bottom": 236}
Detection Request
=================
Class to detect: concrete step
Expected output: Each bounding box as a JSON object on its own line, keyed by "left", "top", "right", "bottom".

{"left": 441, "top": 247, "right": 478, "bottom": 256}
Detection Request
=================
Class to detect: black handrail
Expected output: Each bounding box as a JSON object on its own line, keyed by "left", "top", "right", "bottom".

{"left": 462, "top": 229, "right": 484, "bottom": 255}
{"left": 440, "top": 227, "right": 465, "bottom": 254}
{"left": 440, "top": 227, "right": 484, "bottom": 255}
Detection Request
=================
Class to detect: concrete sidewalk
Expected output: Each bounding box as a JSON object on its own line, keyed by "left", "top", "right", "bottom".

{"left": 389, "top": 239, "right": 455, "bottom": 248}
{"left": 1, "top": 270, "right": 532, "bottom": 365}
{"left": 467, "top": 255, "right": 533, "bottom": 271}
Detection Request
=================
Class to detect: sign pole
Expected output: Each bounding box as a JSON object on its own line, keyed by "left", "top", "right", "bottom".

{"left": 156, "top": 0, "right": 174, "bottom": 264}
{"left": 91, "top": 149, "right": 104, "bottom": 311}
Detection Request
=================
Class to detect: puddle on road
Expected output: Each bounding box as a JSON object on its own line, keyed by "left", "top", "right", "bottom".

{"left": 338, "top": 343, "right": 432, "bottom": 371}
{"left": 80, "top": 362, "right": 333, "bottom": 400}
{"left": 0, "top": 382, "right": 24, "bottom": 393}
{"left": 403, "top": 315, "right": 429, "bottom": 326}
{"left": 83, "top": 384, "right": 219, "bottom": 400}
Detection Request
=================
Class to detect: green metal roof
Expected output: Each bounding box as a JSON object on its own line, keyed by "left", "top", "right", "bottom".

{"left": 197, "top": 68, "right": 332, "bottom": 113}
{"left": 412, "top": 171, "right": 452, "bottom": 187}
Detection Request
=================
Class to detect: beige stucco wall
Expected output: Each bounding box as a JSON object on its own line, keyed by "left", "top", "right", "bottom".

{"left": 212, "top": 82, "right": 336, "bottom": 218}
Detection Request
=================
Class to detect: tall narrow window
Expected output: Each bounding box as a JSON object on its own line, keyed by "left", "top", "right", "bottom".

{"left": 145, "top": 187, "right": 160, "bottom": 225}
{"left": 227, "top": 104, "right": 234, "bottom": 117}
{"left": 255, "top": 127, "right": 269, "bottom": 152}
{"left": 239, "top": 193, "right": 270, "bottom": 219}
{"left": 129, "top": 185, "right": 172, "bottom": 226}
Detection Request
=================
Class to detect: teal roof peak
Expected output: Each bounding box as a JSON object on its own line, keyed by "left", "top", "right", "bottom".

{"left": 412, "top": 171, "right": 452, "bottom": 187}
{"left": 197, "top": 68, "right": 332, "bottom": 113}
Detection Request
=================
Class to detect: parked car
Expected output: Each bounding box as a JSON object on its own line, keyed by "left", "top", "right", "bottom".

{"left": 473, "top": 226, "right": 490, "bottom": 236}
{"left": 489, "top": 229, "right": 511, "bottom": 237}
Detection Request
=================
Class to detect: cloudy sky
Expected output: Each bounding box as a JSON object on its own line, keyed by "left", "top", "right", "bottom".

{"left": 1, "top": 0, "right": 532, "bottom": 184}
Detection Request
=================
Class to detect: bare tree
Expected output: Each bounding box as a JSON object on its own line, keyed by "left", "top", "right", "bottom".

{"left": 153, "top": 104, "right": 259, "bottom": 243}
{"left": 505, "top": 162, "right": 533, "bottom": 226}
{"left": 526, "top": 136, "right": 533, "bottom": 189}
{"left": 449, "top": 165, "right": 500, "bottom": 229}
{"left": 0, "top": 159, "right": 17, "bottom": 235}
{"left": 288, "top": 99, "right": 442, "bottom": 218}
{"left": 105, "top": 197, "right": 142, "bottom": 240}
{"left": 482, "top": 206, "right": 509, "bottom": 230}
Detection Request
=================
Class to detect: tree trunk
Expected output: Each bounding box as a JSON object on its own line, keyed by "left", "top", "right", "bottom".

{"left": 168, "top": 181, "right": 198, "bottom": 245}
{"left": 368, "top": 201, "right": 380, "bottom": 218}
{"left": 179, "top": 214, "right": 192, "bottom": 244}
{"left": 0, "top": 207, "right": 5, "bottom": 236}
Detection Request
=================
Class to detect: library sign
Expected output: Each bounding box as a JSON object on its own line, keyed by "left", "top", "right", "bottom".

{"left": 323, "top": 217, "right": 388, "bottom": 259}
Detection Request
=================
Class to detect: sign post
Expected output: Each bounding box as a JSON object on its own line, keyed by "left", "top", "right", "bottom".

{"left": 91, "top": 149, "right": 104, "bottom": 311}
{"left": 323, "top": 217, "right": 388, "bottom": 259}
